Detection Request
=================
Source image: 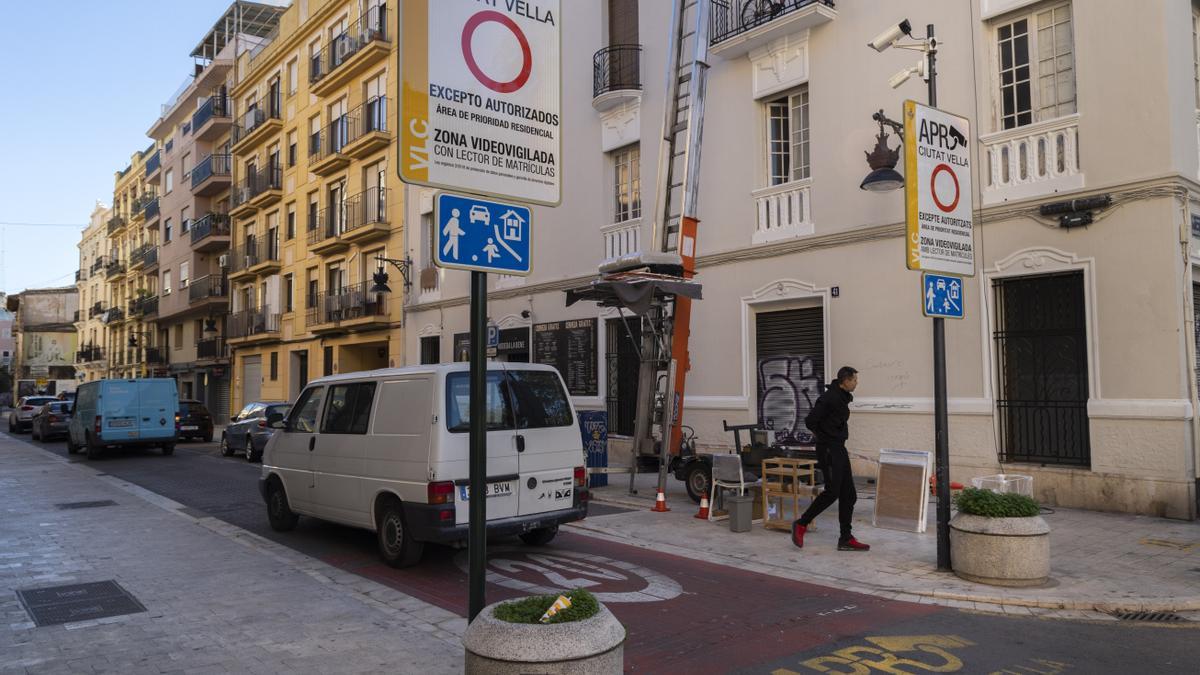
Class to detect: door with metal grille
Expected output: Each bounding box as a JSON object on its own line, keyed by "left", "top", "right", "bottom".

{"left": 606, "top": 318, "right": 641, "bottom": 436}
{"left": 993, "top": 272, "right": 1090, "bottom": 466}
{"left": 755, "top": 307, "right": 824, "bottom": 445}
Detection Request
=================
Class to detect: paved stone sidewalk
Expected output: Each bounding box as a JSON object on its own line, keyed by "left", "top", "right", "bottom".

{"left": 0, "top": 436, "right": 464, "bottom": 674}
{"left": 582, "top": 472, "right": 1200, "bottom": 618}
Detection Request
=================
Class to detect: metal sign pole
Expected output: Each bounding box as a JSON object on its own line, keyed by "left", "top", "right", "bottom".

{"left": 926, "top": 23, "right": 952, "bottom": 573}
{"left": 468, "top": 270, "right": 488, "bottom": 620}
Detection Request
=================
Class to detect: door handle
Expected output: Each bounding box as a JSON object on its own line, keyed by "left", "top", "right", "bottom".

{"left": 515, "top": 435, "right": 525, "bottom": 452}
{"left": 308, "top": 436, "right": 316, "bottom": 451}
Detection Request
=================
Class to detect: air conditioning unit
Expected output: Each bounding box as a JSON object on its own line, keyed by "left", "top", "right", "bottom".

{"left": 335, "top": 36, "right": 354, "bottom": 61}
{"left": 163, "top": 288, "right": 172, "bottom": 296}
{"left": 218, "top": 254, "right": 229, "bottom": 268}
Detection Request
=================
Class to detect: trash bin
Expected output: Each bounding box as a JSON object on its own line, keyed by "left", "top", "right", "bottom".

{"left": 727, "top": 493, "right": 754, "bottom": 533}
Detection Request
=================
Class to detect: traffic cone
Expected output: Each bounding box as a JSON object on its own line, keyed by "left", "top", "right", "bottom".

{"left": 694, "top": 495, "right": 710, "bottom": 520}
{"left": 651, "top": 489, "right": 671, "bottom": 512}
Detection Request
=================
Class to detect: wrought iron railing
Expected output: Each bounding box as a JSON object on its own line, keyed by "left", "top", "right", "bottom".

{"left": 106, "top": 216, "right": 125, "bottom": 234}
{"left": 312, "top": 114, "right": 350, "bottom": 161}
{"left": 189, "top": 274, "right": 227, "bottom": 302}
{"left": 142, "top": 197, "right": 160, "bottom": 221}
{"left": 230, "top": 236, "right": 280, "bottom": 273}
{"left": 131, "top": 191, "right": 157, "bottom": 213}
{"left": 320, "top": 281, "right": 385, "bottom": 323}
{"left": 197, "top": 337, "right": 227, "bottom": 360}
{"left": 310, "top": 4, "right": 388, "bottom": 85}
{"left": 142, "top": 246, "right": 158, "bottom": 268}
{"left": 347, "top": 96, "right": 388, "bottom": 141}
{"left": 90, "top": 257, "right": 106, "bottom": 275}
{"left": 132, "top": 295, "right": 158, "bottom": 318}
{"left": 593, "top": 45, "right": 641, "bottom": 98}
{"left": 145, "top": 346, "right": 166, "bottom": 365}
{"left": 232, "top": 166, "right": 282, "bottom": 208}
{"left": 342, "top": 187, "right": 388, "bottom": 234}
{"left": 192, "top": 94, "right": 229, "bottom": 130}
{"left": 228, "top": 307, "right": 280, "bottom": 338}
{"left": 105, "top": 260, "right": 125, "bottom": 278}
{"left": 144, "top": 150, "right": 161, "bottom": 176}
{"left": 191, "top": 213, "right": 231, "bottom": 245}
{"left": 191, "top": 153, "right": 232, "bottom": 188}
{"left": 76, "top": 345, "right": 104, "bottom": 362}
{"left": 710, "top": 0, "right": 835, "bottom": 45}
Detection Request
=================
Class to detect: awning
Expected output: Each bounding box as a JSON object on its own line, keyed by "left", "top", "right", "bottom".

{"left": 566, "top": 277, "right": 702, "bottom": 316}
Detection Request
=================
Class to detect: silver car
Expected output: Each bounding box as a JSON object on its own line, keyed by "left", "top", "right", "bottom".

{"left": 221, "top": 401, "right": 287, "bottom": 459}
{"left": 32, "top": 401, "right": 73, "bottom": 441}
{"left": 9, "top": 396, "right": 57, "bottom": 433}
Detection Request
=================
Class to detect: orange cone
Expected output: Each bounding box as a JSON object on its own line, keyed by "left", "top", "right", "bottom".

{"left": 694, "top": 495, "right": 710, "bottom": 520}
{"left": 651, "top": 489, "right": 671, "bottom": 512}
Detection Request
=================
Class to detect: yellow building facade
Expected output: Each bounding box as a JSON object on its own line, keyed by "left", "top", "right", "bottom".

{"left": 227, "top": 0, "right": 403, "bottom": 408}
{"left": 75, "top": 202, "right": 112, "bottom": 382}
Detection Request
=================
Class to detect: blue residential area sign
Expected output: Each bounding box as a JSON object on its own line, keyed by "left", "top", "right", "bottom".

{"left": 922, "top": 273, "right": 965, "bottom": 319}
{"left": 434, "top": 192, "right": 532, "bottom": 276}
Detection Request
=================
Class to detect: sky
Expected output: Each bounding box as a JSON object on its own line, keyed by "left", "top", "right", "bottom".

{"left": 0, "top": 0, "right": 239, "bottom": 296}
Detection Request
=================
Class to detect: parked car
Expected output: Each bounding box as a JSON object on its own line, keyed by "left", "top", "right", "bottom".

{"left": 259, "top": 363, "right": 588, "bottom": 568}
{"left": 56, "top": 391, "right": 77, "bottom": 403}
{"left": 8, "top": 396, "right": 58, "bottom": 433}
{"left": 247, "top": 403, "right": 290, "bottom": 463}
{"left": 67, "top": 379, "right": 179, "bottom": 459}
{"left": 222, "top": 401, "right": 287, "bottom": 458}
{"left": 177, "top": 400, "right": 214, "bottom": 442}
{"left": 31, "top": 401, "right": 73, "bottom": 442}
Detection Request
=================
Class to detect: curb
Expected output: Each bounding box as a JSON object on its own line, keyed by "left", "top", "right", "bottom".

{"left": 579, "top": 497, "right": 1200, "bottom": 617}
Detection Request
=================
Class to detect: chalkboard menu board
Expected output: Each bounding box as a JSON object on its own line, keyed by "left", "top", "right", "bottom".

{"left": 533, "top": 319, "right": 598, "bottom": 396}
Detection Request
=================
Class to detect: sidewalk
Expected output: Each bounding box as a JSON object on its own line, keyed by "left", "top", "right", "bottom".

{"left": 0, "top": 435, "right": 464, "bottom": 674}
{"left": 582, "top": 472, "right": 1200, "bottom": 618}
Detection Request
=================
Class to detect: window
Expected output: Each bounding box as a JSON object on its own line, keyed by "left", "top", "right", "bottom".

{"left": 307, "top": 273, "right": 319, "bottom": 308}
{"left": 995, "top": 3, "right": 1075, "bottom": 130}
{"left": 612, "top": 144, "right": 641, "bottom": 223}
{"left": 180, "top": 262, "right": 189, "bottom": 288}
{"left": 284, "top": 274, "right": 294, "bottom": 312}
{"left": 164, "top": 218, "right": 173, "bottom": 242}
{"left": 309, "top": 116, "right": 321, "bottom": 157}
{"left": 321, "top": 382, "right": 376, "bottom": 434}
{"left": 270, "top": 352, "right": 279, "bottom": 380}
{"left": 307, "top": 192, "right": 319, "bottom": 233}
{"left": 420, "top": 335, "right": 440, "bottom": 364}
{"left": 323, "top": 346, "right": 334, "bottom": 376}
{"left": 286, "top": 386, "right": 324, "bottom": 433}
{"left": 174, "top": 324, "right": 184, "bottom": 349}
{"left": 286, "top": 203, "right": 297, "bottom": 240}
{"left": 287, "top": 131, "right": 298, "bottom": 167}
{"left": 445, "top": 372, "right": 513, "bottom": 432}
{"left": 163, "top": 270, "right": 172, "bottom": 295}
{"left": 287, "top": 58, "right": 299, "bottom": 96}
{"left": 766, "top": 86, "right": 810, "bottom": 185}
{"left": 181, "top": 152, "right": 192, "bottom": 181}
{"left": 180, "top": 206, "right": 190, "bottom": 233}
{"left": 507, "top": 370, "right": 573, "bottom": 429}
{"left": 165, "top": 169, "right": 174, "bottom": 193}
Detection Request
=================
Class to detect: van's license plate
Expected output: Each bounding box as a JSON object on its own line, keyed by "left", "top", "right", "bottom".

{"left": 110, "top": 419, "right": 134, "bottom": 428}
{"left": 459, "top": 481, "right": 514, "bottom": 500}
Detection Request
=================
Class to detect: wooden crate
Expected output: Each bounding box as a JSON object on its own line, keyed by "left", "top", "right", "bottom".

{"left": 761, "top": 457, "right": 818, "bottom": 531}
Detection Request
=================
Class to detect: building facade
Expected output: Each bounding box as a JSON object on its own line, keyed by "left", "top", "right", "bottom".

{"left": 226, "top": 0, "right": 402, "bottom": 410}
{"left": 75, "top": 202, "right": 112, "bottom": 382}
{"left": 403, "top": 0, "right": 1200, "bottom": 519}
{"left": 7, "top": 288, "right": 79, "bottom": 397}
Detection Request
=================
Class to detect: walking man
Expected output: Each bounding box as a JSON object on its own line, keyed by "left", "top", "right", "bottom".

{"left": 792, "top": 366, "right": 870, "bottom": 551}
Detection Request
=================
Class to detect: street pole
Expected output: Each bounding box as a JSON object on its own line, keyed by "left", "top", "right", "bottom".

{"left": 468, "top": 270, "right": 488, "bottom": 620}
{"left": 926, "top": 23, "right": 952, "bottom": 573}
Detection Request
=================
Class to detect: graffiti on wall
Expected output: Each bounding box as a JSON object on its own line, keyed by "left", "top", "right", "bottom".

{"left": 757, "top": 355, "right": 822, "bottom": 445}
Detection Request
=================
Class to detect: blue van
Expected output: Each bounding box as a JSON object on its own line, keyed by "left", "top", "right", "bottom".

{"left": 67, "top": 379, "right": 180, "bottom": 459}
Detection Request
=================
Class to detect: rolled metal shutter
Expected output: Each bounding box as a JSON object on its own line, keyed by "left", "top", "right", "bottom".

{"left": 755, "top": 307, "right": 825, "bottom": 444}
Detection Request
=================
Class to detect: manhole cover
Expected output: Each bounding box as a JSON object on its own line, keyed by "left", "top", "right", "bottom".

{"left": 55, "top": 500, "right": 117, "bottom": 510}
{"left": 16, "top": 580, "right": 145, "bottom": 627}
{"left": 1109, "top": 610, "right": 1185, "bottom": 623}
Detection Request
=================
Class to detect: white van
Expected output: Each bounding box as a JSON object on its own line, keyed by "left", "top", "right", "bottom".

{"left": 258, "top": 362, "right": 589, "bottom": 567}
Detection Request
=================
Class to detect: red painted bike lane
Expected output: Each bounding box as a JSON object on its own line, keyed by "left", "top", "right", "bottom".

{"left": 320, "top": 530, "right": 940, "bottom": 672}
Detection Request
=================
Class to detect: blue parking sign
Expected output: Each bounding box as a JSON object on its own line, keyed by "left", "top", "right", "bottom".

{"left": 922, "top": 273, "right": 965, "bottom": 319}
{"left": 435, "top": 192, "right": 532, "bottom": 276}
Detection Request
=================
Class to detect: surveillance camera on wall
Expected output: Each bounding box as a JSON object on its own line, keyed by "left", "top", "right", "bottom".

{"left": 868, "top": 19, "right": 912, "bottom": 52}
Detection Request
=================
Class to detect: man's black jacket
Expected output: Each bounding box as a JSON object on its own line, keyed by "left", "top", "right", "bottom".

{"left": 804, "top": 380, "right": 853, "bottom": 445}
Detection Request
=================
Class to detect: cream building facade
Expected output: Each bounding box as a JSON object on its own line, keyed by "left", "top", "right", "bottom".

{"left": 403, "top": 0, "right": 1200, "bottom": 519}
{"left": 75, "top": 202, "right": 112, "bottom": 382}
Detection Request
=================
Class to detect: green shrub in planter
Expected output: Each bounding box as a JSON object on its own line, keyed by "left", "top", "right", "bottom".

{"left": 954, "top": 487, "right": 1039, "bottom": 518}
{"left": 494, "top": 588, "right": 600, "bottom": 625}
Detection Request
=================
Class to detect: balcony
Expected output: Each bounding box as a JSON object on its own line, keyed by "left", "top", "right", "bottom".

{"left": 190, "top": 213, "right": 232, "bottom": 252}
{"left": 72, "top": 309, "right": 81, "bottom": 322}
{"left": 88, "top": 302, "right": 105, "bottom": 319}
{"left": 76, "top": 345, "right": 105, "bottom": 363}
{"left": 309, "top": 115, "right": 351, "bottom": 176}
{"left": 106, "top": 215, "right": 126, "bottom": 236}
{"left": 90, "top": 257, "right": 106, "bottom": 276}
{"left": 196, "top": 337, "right": 228, "bottom": 361}
{"left": 341, "top": 187, "right": 390, "bottom": 244}
{"left": 131, "top": 295, "right": 159, "bottom": 319}
{"left": 228, "top": 307, "right": 280, "bottom": 344}
{"left": 231, "top": 100, "right": 282, "bottom": 154}
{"left": 191, "top": 153, "right": 232, "bottom": 196}
{"left": 105, "top": 259, "right": 126, "bottom": 278}
{"left": 192, "top": 95, "right": 231, "bottom": 142}
{"left": 592, "top": 45, "right": 641, "bottom": 111}
{"left": 309, "top": 281, "right": 388, "bottom": 333}
{"left": 128, "top": 243, "right": 155, "bottom": 271}
{"left": 248, "top": 166, "right": 283, "bottom": 208}
{"left": 602, "top": 220, "right": 642, "bottom": 260}
{"left": 343, "top": 96, "right": 391, "bottom": 159}
{"left": 229, "top": 237, "right": 281, "bottom": 281}
{"left": 229, "top": 174, "right": 259, "bottom": 217}
{"left": 142, "top": 197, "right": 160, "bottom": 226}
{"left": 145, "top": 346, "right": 166, "bottom": 365}
{"left": 980, "top": 114, "right": 1083, "bottom": 205}
{"left": 144, "top": 150, "right": 162, "bottom": 184}
{"left": 752, "top": 179, "right": 813, "bottom": 244}
{"left": 106, "top": 306, "right": 126, "bottom": 324}
{"left": 143, "top": 246, "right": 159, "bottom": 270}
{"left": 306, "top": 208, "right": 350, "bottom": 255}
{"left": 709, "top": 0, "right": 836, "bottom": 58}
{"left": 188, "top": 274, "right": 228, "bottom": 308}
{"left": 75, "top": 270, "right": 83, "bottom": 283}
{"left": 309, "top": 4, "right": 389, "bottom": 97}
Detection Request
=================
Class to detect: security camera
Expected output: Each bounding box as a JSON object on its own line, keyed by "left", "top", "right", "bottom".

{"left": 888, "top": 59, "right": 926, "bottom": 89}
{"left": 868, "top": 19, "right": 912, "bottom": 52}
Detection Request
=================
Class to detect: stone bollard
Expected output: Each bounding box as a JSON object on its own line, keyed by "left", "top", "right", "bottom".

{"left": 463, "top": 600, "right": 626, "bottom": 674}
{"left": 949, "top": 512, "right": 1051, "bottom": 587}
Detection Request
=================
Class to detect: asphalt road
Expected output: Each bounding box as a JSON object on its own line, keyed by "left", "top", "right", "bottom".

{"left": 10, "top": 428, "right": 1199, "bottom": 673}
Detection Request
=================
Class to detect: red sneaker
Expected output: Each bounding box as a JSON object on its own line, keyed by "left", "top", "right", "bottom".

{"left": 838, "top": 537, "right": 870, "bottom": 551}
{"left": 791, "top": 522, "right": 807, "bottom": 548}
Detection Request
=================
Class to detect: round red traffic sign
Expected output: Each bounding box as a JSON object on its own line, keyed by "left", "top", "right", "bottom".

{"left": 930, "top": 163, "right": 960, "bottom": 213}
{"left": 461, "top": 10, "right": 532, "bottom": 94}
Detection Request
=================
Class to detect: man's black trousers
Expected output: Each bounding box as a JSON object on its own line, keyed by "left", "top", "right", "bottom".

{"left": 797, "top": 442, "right": 856, "bottom": 540}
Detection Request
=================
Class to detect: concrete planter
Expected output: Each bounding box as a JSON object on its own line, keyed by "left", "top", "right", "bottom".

{"left": 950, "top": 512, "right": 1050, "bottom": 587}
{"left": 463, "top": 600, "right": 626, "bottom": 674}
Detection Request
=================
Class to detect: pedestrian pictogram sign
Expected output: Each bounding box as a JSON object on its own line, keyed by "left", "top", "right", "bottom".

{"left": 922, "top": 273, "right": 964, "bottom": 319}
{"left": 435, "top": 192, "right": 532, "bottom": 275}
{"left": 904, "top": 101, "right": 975, "bottom": 276}
{"left": 399, "top": 0, "right": 562, "bottom": 206}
